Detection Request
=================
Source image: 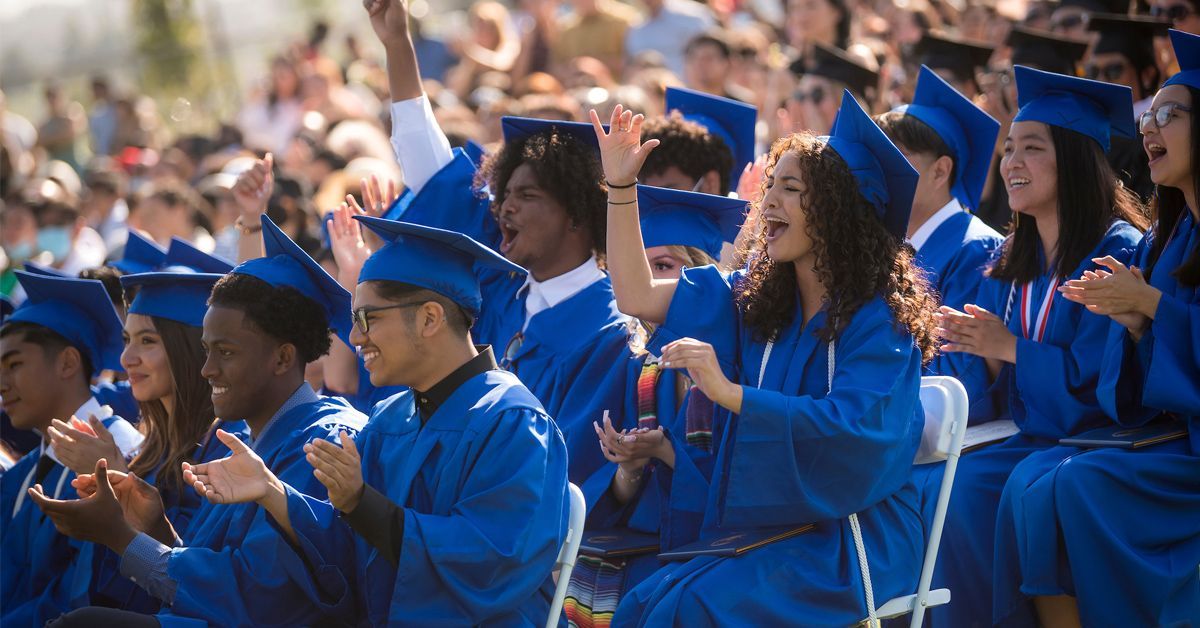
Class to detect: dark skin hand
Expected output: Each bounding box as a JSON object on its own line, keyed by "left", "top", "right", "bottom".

{"left": 28, "top": 458, "right": 155, "bottom": 553}
{"left": 72, "top": 464, "right": 178, "bottom": 546}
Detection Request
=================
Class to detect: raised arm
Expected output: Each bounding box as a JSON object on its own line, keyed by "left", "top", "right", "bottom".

{"left": 590, "top": 105, "right": 676, "bottom": 324}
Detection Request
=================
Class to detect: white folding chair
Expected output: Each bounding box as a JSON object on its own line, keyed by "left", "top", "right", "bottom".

{"left": 874, "top": 375, "right": 969, "bottom": 628}
{"left": 546, "top": 482, "right": 587, "bottom": 628}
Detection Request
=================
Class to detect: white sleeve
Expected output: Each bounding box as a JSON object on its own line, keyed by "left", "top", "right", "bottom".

{"left": 389, "top": 95, "right": 455, "bottom": 194}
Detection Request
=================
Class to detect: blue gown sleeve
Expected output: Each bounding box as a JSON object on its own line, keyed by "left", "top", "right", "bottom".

{"left": 1142, "top": 290, "right": 1200, "bottom": 415}
{"left": 387, "top": 149, "right": 501, "bottom": 251}
{"left": 645, "top": 265, "right": 740, "bottom": 377}
{"left": 723, "top": 302, "right": 923, "bottom": 526}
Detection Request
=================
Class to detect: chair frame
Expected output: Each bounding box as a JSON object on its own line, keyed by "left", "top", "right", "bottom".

{"left": 546, "top": 482, "right": 587, "bottom": 628}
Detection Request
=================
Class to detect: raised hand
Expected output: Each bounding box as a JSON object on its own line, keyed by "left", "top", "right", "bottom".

{"left": 29, "top": 459, "right": 140, "bottom": 552}
{"left": 183, "top": 429, "right": 274, "bottom": 505}
{"left": 327, "top": 199, "right": 373, "bottom": 291}
{"left": 358, "top": 175, "right": 399, "bottom": 250}
{"left": 661, "top": 338, "right": 742, "bottom": 413}
{"left": 304, "top": 431, "right": 365, "bottom": 513}
{"left": 937, "top": 304, "right": 1018, "bottom": 363}
{"left": 589, "top": 105, "right": 660, "bottom": 187}
{"left": 48, "top": 415, "right": 126, "bottom": 475}
{"left": 231, "top": 153, "right": 275, "bottom": 223}
{"left": 364, "top": 0, "right": 411, "bottom": 49}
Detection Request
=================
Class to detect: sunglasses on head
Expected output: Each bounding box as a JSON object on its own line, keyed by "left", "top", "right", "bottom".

{"left": 791, "top": 87, "right": 827, "bottom": 104}
{"left": 1139, "top": 103, "right": 1193, "bottom": 133}
{"left": 1150, "top": 3, "right": 1195, "bottom": 21}
{"left": 1084, "top": 61, "right": 1128, "bottom": 82}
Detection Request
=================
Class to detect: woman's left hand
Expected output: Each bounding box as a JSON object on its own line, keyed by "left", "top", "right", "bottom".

{"left": 660, "top": 338, "right": 742, "bottom": 413}
{"left": 937, "top": 304, "right": 1018, "bottom": 364}
{"left": 1059, "top": 256, "right": 1159, "bottom": 333}
{"left": 48, "top": 416, "right": 127, "bottom": 476}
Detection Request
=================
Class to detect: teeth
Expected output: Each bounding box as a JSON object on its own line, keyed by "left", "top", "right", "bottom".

{"left": 1009, "top": 177, "right": 1030, "bottom": 187}
{"left": 212, "top": 386, "right": 228, "bottom": 395}
{"left": 362, "top": 350, "right": 380, "bottom": 363}
{"left": 1148, "top": 143, "right": 1166, "bottom": 154}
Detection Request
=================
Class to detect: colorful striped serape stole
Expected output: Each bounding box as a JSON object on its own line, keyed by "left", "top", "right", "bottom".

{"left": 636, "top": 357, "right": 661, "bottom": 430}
{"left": 684, "top": 386, "right": 714, "bottom": 452}
{"left": 563, "top": 555, "right": 626, "bottom": 628}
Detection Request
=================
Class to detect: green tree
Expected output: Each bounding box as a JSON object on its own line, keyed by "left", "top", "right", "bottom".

{"left": 131, "top": 0, "right": 205, "bottom": 93}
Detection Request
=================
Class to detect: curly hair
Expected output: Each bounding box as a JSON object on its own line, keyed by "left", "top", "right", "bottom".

{"left": 734, "top": 133, "right": 940, "bottom": 364}
{"left": 207, "top": 273, "right": 333, "bottom": 364}
{"left": 640, "top": 114, "right": 735, "bottom": 195}
{"left": 475, "top": 129, "right": 608, "bottom": 257}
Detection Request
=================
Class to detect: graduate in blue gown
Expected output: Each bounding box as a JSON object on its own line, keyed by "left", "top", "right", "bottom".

{"left": 591, "top": 94, "right": 940, "bottom": 625}
{"left": 927, "top": 66, "right": 1150, "bottom": 626}
{"left": 637, "top": 86, "right": 757, "bottom": 196}
{"left": 0, "top": 271, "right": 139, "bottom": 626}
{"left": 993, "top": 29, "right": 1200, "bottom": 627}
{"left": 61, "top": 272, "right": 249, "bottom": 615}
{"left": 355, "top": 0, "right": 629, "bottom": 487}
{"left": 30, "top": 215, "right": 368, "bottom": 627}
{"left": 186, "top": 216, "right": 571, "bottom": 625}
{"left": 565, "top": 186, "right": 746, "bottom": 626}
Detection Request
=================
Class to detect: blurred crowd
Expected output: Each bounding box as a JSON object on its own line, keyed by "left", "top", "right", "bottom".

{"left": 1, "top": 0, "right": 1191, "bottom": 301}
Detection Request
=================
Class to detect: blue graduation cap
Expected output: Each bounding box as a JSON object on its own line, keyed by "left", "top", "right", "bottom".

{"left": 1165, "top": 29, "right": 1200, "bottom": 90}
{"left": 0, "top": 296, "right": 13, "bottom": 321}
{"left": 7, "top": 271, "right": 124, "bottom": 375}
{"left": 465, "top": 139, "right": 488, "bottom": 166}
{"left": 894, "top": 66, "right": 1000, "bottom": 211}
{"left": 109, "top": 231, "right": 167, "bottom": 274}
{"left": 823, "top": 90, "right": 919, "bottom": 239}
{"left": 501, "top": 117, "right": 604, "bottom": 153}
{"left": 664, "top": 86, "right": 758, "bottom": 188}
{"left": 1012, "top": 65, "right": 1135, "bottom": 152}
{"left": 121, "top": 272, "right": 223, "bottom": 328}
{"left": 355, "top": 216, "right": 525, "bottom": 317}
{"left": 23, "top": 261, "right": 72, "bottom": 278}
{"left": 164, "top": 237, "right": 235, "bottom": 274}
{"left": 230, "top": 215, "right": 353, "bottom": 344}
{"left": 637, "top": 185, "right": 746, "bottom": 259}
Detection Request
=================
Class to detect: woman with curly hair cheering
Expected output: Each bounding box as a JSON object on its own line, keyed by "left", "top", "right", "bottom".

{"left": 590, "top": 93, "right": 939, "bottom": 625}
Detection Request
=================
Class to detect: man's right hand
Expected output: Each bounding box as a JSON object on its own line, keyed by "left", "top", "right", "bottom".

{"left": 364, "top": 0, "right": 411, "bottom": 49}
{"left": 231, "top": 153, "right": 274, "bottom": 223}
{"left": 71, "top": 466, "right": 169, "bottom": 541}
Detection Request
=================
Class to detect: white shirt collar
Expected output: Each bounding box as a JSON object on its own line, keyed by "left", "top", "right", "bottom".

{"left": 518, "top": 256, "right": 605, "bottom": 326}
{"left": 908, "top": 198, "right": 964, "bottom": 254}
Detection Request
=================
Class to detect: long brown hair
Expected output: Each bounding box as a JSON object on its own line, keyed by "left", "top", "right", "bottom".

{"left": 989, "top": 125, "right": 1149, "bottom": 283}
{"left": 1147, "top": 86, "right": 1200, "bottom": 287}
{"left": 734, "top": 133, "right": 940, "bottom": 364}
{"left": 127, "top": 317, "right": 216, "bottom": 493}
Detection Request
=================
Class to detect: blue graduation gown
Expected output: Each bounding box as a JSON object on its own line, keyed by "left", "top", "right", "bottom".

{"left": 65, "top": 421, "right": 250, "bottom": 614}
{"left": 994, "top": 211, "right": 1200, "bottom": 626}
{"left": 392, "top": 149, "right": 632, "bottom": 485}
{"left": 911, "top": 220, "right": 1141, "bottom": 627}
{"left": 612, "top": 265, "right": 925, "bottom": 626}
{"left": 152, "top": 396, "right": 366, "bottom": 628}
{"left": 0, "top": 413, "right": 136, "bottom": 626}
{"left": 93, "top": 381, "right": 140, "bottom": 427}
{"left": 275, "top": 370, "right": 569, "bottom": 625}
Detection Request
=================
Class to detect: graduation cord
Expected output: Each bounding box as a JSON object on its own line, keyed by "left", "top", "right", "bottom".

{"left": 833, "top": 339, "right": 879, "bottom": 627}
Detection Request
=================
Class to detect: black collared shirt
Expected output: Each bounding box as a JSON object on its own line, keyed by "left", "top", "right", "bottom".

{"left": 412, "top": 346, "right": 498, "bottom": 420}
{"left": 343, "top": 345, "right": 498, "bottom": 566}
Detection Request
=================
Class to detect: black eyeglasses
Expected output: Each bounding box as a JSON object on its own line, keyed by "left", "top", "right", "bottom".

{"left": 791, "top": 87, "right": 827, "bottom": 104}
{"left": 1084, "top": 61, "right": 1129, "bottom": 82}
{"left": 351, "top": 301, "right": 426, "bottom": 334}
{"left": 1151, "top": 3, "right": 1195, "bottom": 22}
{"left": 1139, "top": 103, "right": 1193, "bottom": 133}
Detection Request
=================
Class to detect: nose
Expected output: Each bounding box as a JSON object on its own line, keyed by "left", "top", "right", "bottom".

{"left": 200, "top": 351, "right": 218, "bottom": 381}
{"left": 348, "top": 324, "right": 367, "bottom": 349}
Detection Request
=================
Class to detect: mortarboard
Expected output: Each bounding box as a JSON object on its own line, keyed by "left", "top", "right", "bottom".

{"left": 894, "top": 66, "right": 1001, "bottom": 211}
{"left": 501, "top": 117, "right": 604, "bottom": 153}
{"left": 465, "top": 139, "right": 487, "bottom": 166}
{"left": 664, "top": 86, "right": 759, "bottom": 188}
{"left": 913, "top": 33, "right": 996, "bottom": 87}
{"left": 1165, "top": 29, "right": 1200, "bottom": 89}
{"left": 108, "top": 231, "right": 167, "bottom": 274}
{"left": 1012, "top": 65, "right": 1136, "bottom": 151}
{"left": 636, "top": 185, "right": 747, "bottom": 259}
{"left": 7, "top": 271, "right": 124, "bottom": 375}
{"left": 230, "top": 215, "right": 354, "bottom": 344}
{"left": 790, "top": 44, "right": 880, "bottom": 100}
{"left": 163, "top": 237, "right": 235, "bottom": 274}
{"left": 0, "top": 296, "right": 14, "bottom": 321}
{"left": 23, "top": 262, "right": 72, "bottom": 278}
{"left": 355, "top": 217, "right": 525, "bottom": 317}
{"left": 121, "top": 272, "right": 223, "bottom": 328}
{"left": 1006, "top": 26, "right": 1090, "bottom": 76}
{"left": 1087, "top": 13, "right": 1170, "bottom": 70}
{"left": 824, "top": 90, "right": 920, "bottom": 239}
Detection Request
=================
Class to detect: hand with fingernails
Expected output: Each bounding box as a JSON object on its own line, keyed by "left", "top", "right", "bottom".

{"left": 660, "top": 338, "right": 742, "bottom": 413}
{"left": 327, "top": 200, "right": 373, "bottom": 292}
{"left": 589, "top": 104, "right": 660, "bottom": 188}
{"left": 593, "top": 411, "right": 675, "bottom": 478}
{"left": 358, "top": 174, "right": 399, "bottom": 249}
{"left": 47, "top": 414, "right": 127, "bottom": 475}
{"left": 231, "top": 153, "right": 275, "bottom": 222}
{"left": 183, "top": 429, "right": 276, "bottom": 505}
{"left": 364, "top": 0, "right": 411, "bottom": 50}
{"left": 1059, "top": 255, "right": 1160, "bottom": 339}
{"left": 27, "top": 458, "right": 146, "bottom": 553}
{"left": 936, "top": 304, "right": 1018, "bottom": 364}
{"left": 305, "top": 431, "right": 365, "bottom": 514}
{"left": 71, "top": 464, "right": 176, "bottom": 545}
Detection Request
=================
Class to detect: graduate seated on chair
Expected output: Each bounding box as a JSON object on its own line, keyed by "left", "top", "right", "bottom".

{"left": 328, "top": 0, "right": 631, "bottom": 490}
{"left": 186, "top": 215, "right": 571, "bottom": 626}
{"left": 30, "top": 215, "right": 368, "bottom": 628}
{"left": 589, "top": 91, "right": 940, "bottom": 624}
{"left": 1, "top": 271, "right": 140, "bottom": 626}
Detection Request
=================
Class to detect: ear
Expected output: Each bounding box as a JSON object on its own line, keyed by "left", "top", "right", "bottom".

{"left": 701, "top": 170, "right": 722, "bottom": 195}
{"left": 54, "top": 345, "right": 85, "bottom": 382}
{"left": 274, "top": 342, "right": 298, "bottom": 375}
{"left": 419, "top": 302, "right": 447, "bottom": 339}
{"left": 933, "top": 155, "right": 955, "bottom": 188}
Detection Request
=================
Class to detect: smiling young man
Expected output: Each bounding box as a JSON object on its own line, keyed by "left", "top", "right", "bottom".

{"left": 0, "top": 271, "right": 138, "bottom": 626}
{"left": 31, "top": 215, "right": 367, "bottom": 627}
{"left": 185, "top": 217, "right": 570, "bottom": 625}
{"left": 359, "top": 0, "right": 630, "bottom": 486}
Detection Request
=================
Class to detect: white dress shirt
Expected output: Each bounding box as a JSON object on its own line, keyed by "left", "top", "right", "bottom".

{"left": 908, "top": 198, "right": 965, "bottom": 254}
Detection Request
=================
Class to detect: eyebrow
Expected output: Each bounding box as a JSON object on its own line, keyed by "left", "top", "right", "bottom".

{"left": 1, "top": 349, "right": 21, "bottom": 362}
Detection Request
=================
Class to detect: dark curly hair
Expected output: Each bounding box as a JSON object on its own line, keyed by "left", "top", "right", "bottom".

{"left": 734, "top": 133, "right": 940, "bottom": 364}
{"left": 475, "top": 129, "right": 607, "bottom": 257}
{"left": 78, "top": 266, "right": 125, "bottom": 311}
{"left": 207, "top": 273, "right": 333, "bottom": 364}
{"left": 640, "top": 114, "right": 735, "bottom": 195}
